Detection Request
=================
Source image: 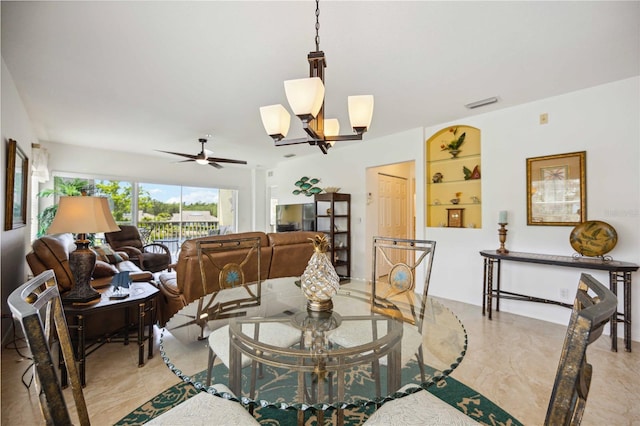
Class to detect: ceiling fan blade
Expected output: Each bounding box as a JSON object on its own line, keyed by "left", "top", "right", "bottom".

{"left": 207, "top": 157, "right": 248, "bottom": 165}
{"left": 159, "top": 140, "right": 247, "bottom": 169}
{"left": 157, "top": 150, "right": 198, "bottom": 160}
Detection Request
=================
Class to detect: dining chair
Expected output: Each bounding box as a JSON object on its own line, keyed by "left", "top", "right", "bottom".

{"left": 369, "top": 236, "right": 437, "bottom": 326}
{"left": 8, "top": 270, "right": 90, "bottom": 426}
{"left": 329, "top": 236, "right": 437, "bottom": 395}
{"left": 197, "top": 238, "right": 299, "bottom": 394}
{"left": 363, "top": 272, "right": 618, "bottom": 425}
{"left": 8, "top": 270, "right": 259, "bottom": 426}
{"left": 196, "top": 237, "right": 263, "bottom": 333}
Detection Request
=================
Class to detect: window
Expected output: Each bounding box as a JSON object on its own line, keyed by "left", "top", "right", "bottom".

{"left": 35, "top": 174, "right": 237, "bottom": 252}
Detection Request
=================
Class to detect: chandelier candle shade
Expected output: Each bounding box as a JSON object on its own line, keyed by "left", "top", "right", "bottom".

{"left": 47, "top": 196, "right": 121, "bottom": 302}
{"left": 260, "top": 0, "right": 374, "bottom": 154}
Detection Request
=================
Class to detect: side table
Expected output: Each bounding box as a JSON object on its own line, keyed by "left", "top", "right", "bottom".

{"left": 480, "top": 250, "right": 638, "bottom": 352}
{"left": 61, "top": 281, "right": 159, "bottom": 386}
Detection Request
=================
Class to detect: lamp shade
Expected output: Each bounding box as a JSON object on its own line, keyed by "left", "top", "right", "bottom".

{"left": 47, "top": 196, "right": 120, "bottom": 234}
{"left": 260, "top": 104, "right": 291, "bottom": 138}
{"left": 348, "top": 95, "right": 374, "bottom": 131}
{"left": 284, "top": 77, "right": 325, "bottom": 118}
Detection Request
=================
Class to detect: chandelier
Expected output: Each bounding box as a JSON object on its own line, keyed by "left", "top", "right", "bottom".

{"left": 259, "top": 0, "right": 374, "bottom": 154}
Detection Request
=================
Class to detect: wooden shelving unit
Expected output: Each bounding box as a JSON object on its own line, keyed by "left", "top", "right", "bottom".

{"left": 314, "top": 192, "right": 351, "bottom": 278}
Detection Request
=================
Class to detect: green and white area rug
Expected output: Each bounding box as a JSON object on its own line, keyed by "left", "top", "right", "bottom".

{"left": 116, "top": 362, "right": 522, "bottom": 425}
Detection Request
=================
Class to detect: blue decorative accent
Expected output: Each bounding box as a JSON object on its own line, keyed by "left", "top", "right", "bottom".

{"left": 391, "top": 269, "right": 409, "bottom": 290}
{"left": 226, "top": 270, "right": 240, "bottom": 286}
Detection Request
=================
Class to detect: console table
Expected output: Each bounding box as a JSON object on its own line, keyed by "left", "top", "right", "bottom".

{"left": 480, "top": 250, "right": 638, "bottom": 352}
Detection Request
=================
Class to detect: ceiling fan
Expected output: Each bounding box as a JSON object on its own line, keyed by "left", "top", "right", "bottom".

{"left": 158, "top": 138, "right": 247, "bottom": 169}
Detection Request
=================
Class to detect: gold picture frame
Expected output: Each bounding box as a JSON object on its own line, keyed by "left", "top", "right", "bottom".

{"left": 5, "top": 139, "right": 28, "bottom": 230}
{"left": 526, "top": 151, "right": 586, "bottom": 226}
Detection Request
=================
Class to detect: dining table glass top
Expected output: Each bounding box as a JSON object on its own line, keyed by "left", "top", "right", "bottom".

{"left": 160, "top": 277, "right": 467, "bottom": 411}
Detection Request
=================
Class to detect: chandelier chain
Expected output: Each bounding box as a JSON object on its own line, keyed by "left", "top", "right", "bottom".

{"left": 315, "top": 0, "right": 320, "bottom": 51}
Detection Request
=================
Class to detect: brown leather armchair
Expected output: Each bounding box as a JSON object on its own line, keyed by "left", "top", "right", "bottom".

{"left": 104, "top": 225, "right": 172, "bottom": 273}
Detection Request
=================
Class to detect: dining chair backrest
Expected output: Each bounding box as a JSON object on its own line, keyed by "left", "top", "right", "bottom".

{"left": 196, "top": 237, "right": 262, "bottom": 326}
{"left": 364, "top": 272, "right": 616, "bottom": 425}
{"left": 544, "top": 272, "right": 617, "bottom": 425}
{"left": 370, "top": 236, "right": 436, "bottom": 326}
{"left": 8, "top": 270, "right": 90, "bottom": 426}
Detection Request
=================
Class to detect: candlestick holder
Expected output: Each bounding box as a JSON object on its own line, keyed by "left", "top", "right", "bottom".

{"left": 497, "top": 223, "right": 509, "bottom": 254}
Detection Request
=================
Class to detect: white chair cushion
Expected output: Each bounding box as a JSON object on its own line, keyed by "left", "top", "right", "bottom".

{"left": 363, "top": 385, "right": 480, "bottom": 425}
{"left": 146, "top": 389, "right": 259, "bottom": 425}
{"left": 209, "top": 322, "right": 300, "bottom": 368}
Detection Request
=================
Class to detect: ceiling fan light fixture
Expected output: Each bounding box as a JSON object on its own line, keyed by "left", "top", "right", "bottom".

{"left": 348, "top": 95, "right": 374, "bottom": 134}
{"left": 157, "top": 137, "right": 247, "bottom": 169}
{"left": 260, "top": 104, "right": 291, "bottom": 140}
{"left": 284, "top": 77, "right": 325, "bottom": 121}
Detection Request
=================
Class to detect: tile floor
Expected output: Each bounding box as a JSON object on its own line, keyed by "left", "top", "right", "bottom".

{"left": 1, "top": 298, "right": 639, "bottom": 425}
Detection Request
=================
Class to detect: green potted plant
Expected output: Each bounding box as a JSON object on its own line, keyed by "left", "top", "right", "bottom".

{"left": 440, "top": 127, "right": 466, "bottom": 158}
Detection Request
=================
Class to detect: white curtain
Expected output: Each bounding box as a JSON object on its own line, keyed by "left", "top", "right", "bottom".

{"left": 31, "top": 143, "right": 50, "bottom": 183}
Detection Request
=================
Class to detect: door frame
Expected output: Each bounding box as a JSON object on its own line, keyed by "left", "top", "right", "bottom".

{"left": 365, "top": 161, "right": 416, "bottom": 280}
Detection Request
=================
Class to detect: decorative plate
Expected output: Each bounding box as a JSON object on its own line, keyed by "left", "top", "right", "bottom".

{"left": 569, "top": 220, "right": 618, "bottom": 257}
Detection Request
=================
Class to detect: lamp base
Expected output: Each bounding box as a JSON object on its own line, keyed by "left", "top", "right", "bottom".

{"left": 63, "top": 238, "right": 101, "bottom": 304}
{"left": 62, "top": 285, "right": 101, "bottom": 303}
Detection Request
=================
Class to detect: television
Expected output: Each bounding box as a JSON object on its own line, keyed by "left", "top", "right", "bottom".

{"left": 275, "top": 203, "right": 315, "bottom": 232}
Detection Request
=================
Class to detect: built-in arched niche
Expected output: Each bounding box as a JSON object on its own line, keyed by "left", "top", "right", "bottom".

{"left": 425, "top": 125, "right": 482, "bottom": 228}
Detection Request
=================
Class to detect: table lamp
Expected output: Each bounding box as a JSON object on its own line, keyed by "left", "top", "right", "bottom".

{"left": 47, "top": 196, "right": 121, "bottom": 303}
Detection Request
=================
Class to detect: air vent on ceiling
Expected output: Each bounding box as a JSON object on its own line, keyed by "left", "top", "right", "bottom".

{"left": 465, "top": 97, "right": 498, "bottom": 109}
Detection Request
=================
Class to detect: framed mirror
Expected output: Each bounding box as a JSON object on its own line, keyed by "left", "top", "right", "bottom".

{"left": 526, "top": 151, "right": 586, "bottom": 226}
{"left": 5, "top": 139, "right": 29, "bottom": 230}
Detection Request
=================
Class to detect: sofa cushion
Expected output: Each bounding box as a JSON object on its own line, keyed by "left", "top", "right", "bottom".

{"left": 93, "top": 244, "right": 124, "bottom": 264}
{"left": 28, "top": 234, "right": 76, "bottom": 291}
{"left": 93, "top": 260, "right": 119, "bottom": 278}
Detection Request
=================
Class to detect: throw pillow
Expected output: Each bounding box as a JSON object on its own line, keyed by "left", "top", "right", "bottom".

{"left": 93, "top": 244, "right": 124, "bottom": 264}
{"left": 93, "top": 260, "right": 119, "bottom": 278}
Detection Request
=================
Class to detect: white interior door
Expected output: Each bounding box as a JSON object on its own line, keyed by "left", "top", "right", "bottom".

{"left": 377, "top": 173, "right": 408, "bottom": 277}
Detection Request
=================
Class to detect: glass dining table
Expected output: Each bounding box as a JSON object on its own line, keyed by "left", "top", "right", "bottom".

{"left": 160, "top": 277, "right": 467, "bottom": 424}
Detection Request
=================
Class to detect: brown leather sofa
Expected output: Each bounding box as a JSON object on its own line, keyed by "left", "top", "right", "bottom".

{"left": 156, "top": 231, "right": 320, "bottom": 324}
{"left": 26, "top": 233, "right": 156, "bottom": 337}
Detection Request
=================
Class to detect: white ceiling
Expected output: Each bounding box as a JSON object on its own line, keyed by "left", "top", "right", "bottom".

{"left": 2, "top": 1, "right": 639, "bottom": 169}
